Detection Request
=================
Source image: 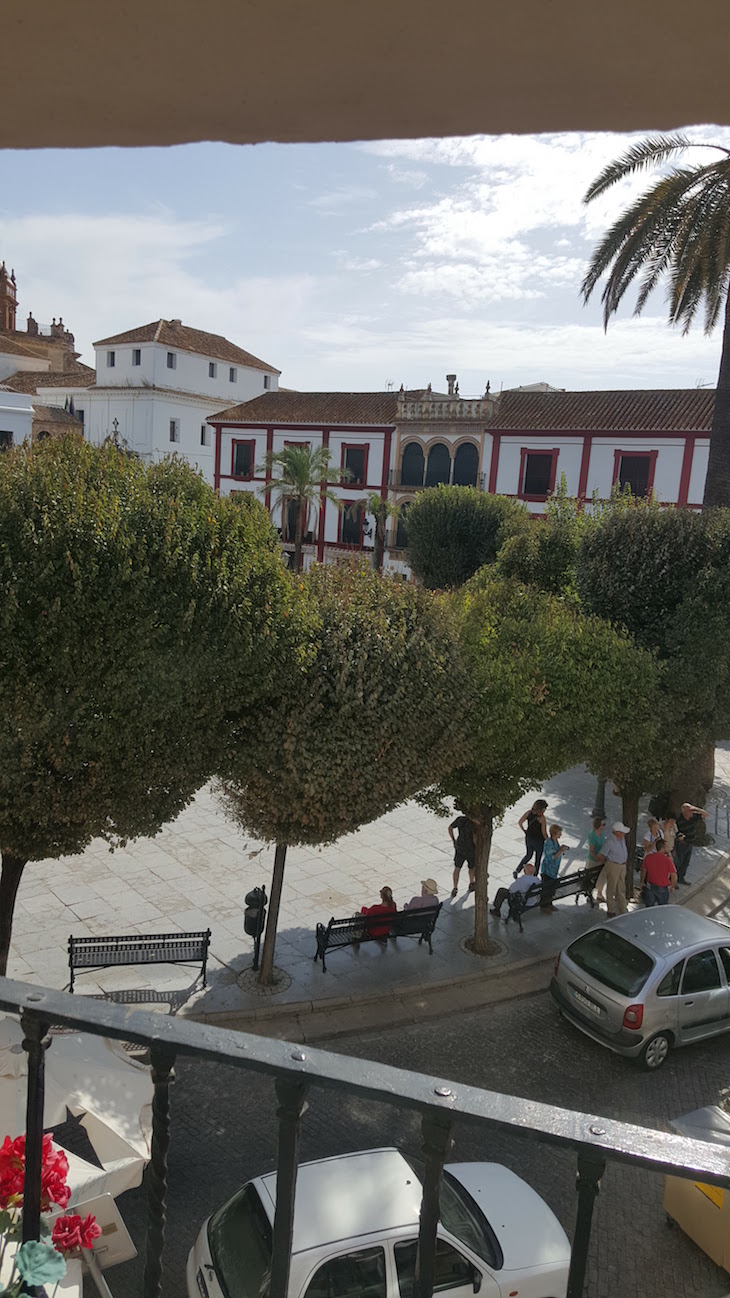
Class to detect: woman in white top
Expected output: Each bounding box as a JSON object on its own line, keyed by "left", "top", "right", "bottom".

{"left": 643, "top": 818, "right": 660, "bottom": 853}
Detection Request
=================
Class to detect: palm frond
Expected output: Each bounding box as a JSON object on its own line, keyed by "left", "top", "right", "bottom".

{"left": 583, "top": 134, "right": 692, "bottom": 203}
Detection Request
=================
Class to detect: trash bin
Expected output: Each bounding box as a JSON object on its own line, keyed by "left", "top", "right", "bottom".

{"left": 663, "top": 1105, "right": 730, "bottom": 1270}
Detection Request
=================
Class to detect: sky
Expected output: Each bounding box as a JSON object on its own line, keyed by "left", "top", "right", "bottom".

{"left": 2, "top": 126, "right": 730, "bottom": 395}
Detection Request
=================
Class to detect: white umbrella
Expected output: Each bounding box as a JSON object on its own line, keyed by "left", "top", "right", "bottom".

{"left": 0, "top": 1013, "right": 152, "bottom": 1198}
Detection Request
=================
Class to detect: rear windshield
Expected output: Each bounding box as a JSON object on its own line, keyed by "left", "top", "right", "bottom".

{"left": 567, "top": 928, "right": 655, "bottom": 997}
{"left": 208, "top": 1184, "right": 272, "bottom": 1298}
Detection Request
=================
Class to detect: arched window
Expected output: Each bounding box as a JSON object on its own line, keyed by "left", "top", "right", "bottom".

{"left": 453, "top": 442, "right": 479, "bottom": 487}
{"left": 395, "top": 501, "right": 411, "bottom": 550}
{"left": 425, "top": 442, "right": 450, "bottom": 487}
{"left": 37, "top": 430, "right": 50, "bottom": 442}
{"left": 400, "top": 442, "right": 424, "bottom": 487}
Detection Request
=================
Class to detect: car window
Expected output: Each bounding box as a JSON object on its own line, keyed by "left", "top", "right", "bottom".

{"left": 657, "top": 961, "right": 684, "bottom": 997}
{"left": 567, "top": 929, "right": 654, "bottom": 996}
{"left": 394, "top": 1239, "right": 475, "bottom": 1296}
{"left": 403, "top": 1159, "right": 500, "bottom": 1267}
{"left": 303, "top": 1247, "right": 386, "bottom": 1298}
{"left": 207, "top": 1184, "right": 272, "bottom": 1298}
{"left": 681, "top": 949, "right": 722, "bottom": 994}
{"left": 719, "top": 948, "right": 730, "bottom": 982}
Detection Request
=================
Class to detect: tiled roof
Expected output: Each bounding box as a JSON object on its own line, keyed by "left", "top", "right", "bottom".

{"left": 93, "top": 320, "right": 280, "bottom": 374}
{"left": 489, "top": 389, "right": 715, "bottom": 433}
{"left": 5, "top": 365, "right": 96, "bottom": 393}
{"left": 208, "top": 390, "right": 424, "bottom": 425}
{"left": 32, "top": 404, "right": 83, "bottom": 427}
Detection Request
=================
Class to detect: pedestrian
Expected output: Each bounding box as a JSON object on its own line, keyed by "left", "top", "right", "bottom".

{"left": 597, "top": 822, "right": 630, "bottom": 917}
{"left": 404, "top": 879, "right": 440, "bottom": 910}
{"left": 449, "top": 813, "right": 476, "bottom": 898}
{"left": 587, "top": 815, "right": 607, "bottom": 899}
{"left": 660, "top": 813, "right": 677, "bottom": 857}
{"left": 359, "top": 886, "right": 397, "bottom": 940}
{"left": 491, "top": 862, "right": 541, "bottom": 918}
{"left": 514, "top": 799, "right": 548, "bottom": 878}
{"left": 539, "top": 824, "right": 567, "bottom": 913}
{"left": 643, "top": 818, "right": 661, "bottom": 854}
{"left": 640, "top": 838, "right": 677, "bottom": 906}
{"left": 674, "top": 802, "right": 708, "bottom": 886}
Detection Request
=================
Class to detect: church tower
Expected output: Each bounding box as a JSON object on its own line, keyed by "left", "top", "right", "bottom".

{"left": 0, "top": 262, "right": 17, "bottom": 332}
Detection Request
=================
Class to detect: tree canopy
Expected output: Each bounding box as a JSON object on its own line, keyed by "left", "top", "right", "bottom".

{"left": 424, "top": 573, "right": 661, "bottom": 953}
{"left": 581, "top": 133, "right": 730, "bottom": 507}
{"left": 405, "top": 486, "right": 529, "bottom": 589}
{"left": 0, "top": 437, "right": 292, "bottom": 972}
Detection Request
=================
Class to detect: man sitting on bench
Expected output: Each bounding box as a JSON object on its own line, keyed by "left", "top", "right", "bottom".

{"left": 404, "top": 878, "right": 440, "bottom": 910}
{"left": 490, "top": 862, "right": 541, "bottom": 917}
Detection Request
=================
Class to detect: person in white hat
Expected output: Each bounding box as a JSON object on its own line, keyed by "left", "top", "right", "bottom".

{"left": 404, "top": 878, "right": 440, "bottom": 909}
{"left": 597, "top": 822, "right": 630, "bottom": 917}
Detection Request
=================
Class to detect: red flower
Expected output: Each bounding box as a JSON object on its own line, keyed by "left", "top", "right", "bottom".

{"left": 0, "top": 1135, "right": 26, "bottom": 1210}
{"left": 0, "top": 1133, "right": 70, "bottom": 1211}
{"left": 51, "top": 1213, "right": 101, "bottom": 1257}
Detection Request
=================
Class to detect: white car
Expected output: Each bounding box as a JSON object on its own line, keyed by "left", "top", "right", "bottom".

{"left": 187, "top": 1147, "right": 570, "bottom": 1298}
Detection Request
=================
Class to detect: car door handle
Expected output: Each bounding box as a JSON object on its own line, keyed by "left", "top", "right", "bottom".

{"left": 684, "top": 1000, "right": 694, "bottom": 1006}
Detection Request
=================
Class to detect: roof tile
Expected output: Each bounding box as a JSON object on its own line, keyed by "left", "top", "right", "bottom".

{"left": 489, "top": 389, "right": 715, "bottom": 433}
{"left": 3, "top": 365, "right": 96, "bottom": 393}
{"left": 93, "top": 319, "right": 280, "bottom": 374}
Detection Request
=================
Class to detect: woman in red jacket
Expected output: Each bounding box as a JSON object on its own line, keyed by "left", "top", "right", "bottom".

{"left": 360, "top": 886, "right": 397, "bottom": 940}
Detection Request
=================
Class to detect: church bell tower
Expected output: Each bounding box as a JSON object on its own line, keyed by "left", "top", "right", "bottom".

{"left": 0, "top": 261, "right": 18, "bottom": 332}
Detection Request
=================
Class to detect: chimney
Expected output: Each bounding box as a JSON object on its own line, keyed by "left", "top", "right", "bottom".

{"left": 170, "top": 318, "right": 182, "bottom": 328}
{"left": 446, "top": 373, "right": 457, "bottom": 396}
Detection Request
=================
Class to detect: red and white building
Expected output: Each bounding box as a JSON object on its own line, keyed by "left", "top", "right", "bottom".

{"left": 210, "top": 383, "right": 713, "bottom": 570}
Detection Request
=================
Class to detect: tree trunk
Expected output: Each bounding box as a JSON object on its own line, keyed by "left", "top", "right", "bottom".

{"left": 703, "top": 290, "right": 730, "bottom": 507}
{"left": 621, "top": 788, "right": 640, "bottom": 901}
{"left": 259, "top": 842, "right": 287, "bottom": 987}
{"left": 592, "top": 774, "right": 607, "bottom": 819}
{"left": 293, "top": 501, "right": 304, "bottom": 574}
{"left": 0, "top": 853, "right": 27, "bottom": 977}
{"left": 471, "top": 805, "right": 494, "bottom": 956}
{"left": 373, "top": 509, "right": 385, "bottom": 571}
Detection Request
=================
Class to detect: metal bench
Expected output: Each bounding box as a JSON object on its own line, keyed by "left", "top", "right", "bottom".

{"left": 68, "top": 930, "right": 211, "bottom": 992}
{"left": 505, "top": 864, "right": 601, "bottom": 933}
{"left": 314, "top": 905, "right": 442, "bottom": 973}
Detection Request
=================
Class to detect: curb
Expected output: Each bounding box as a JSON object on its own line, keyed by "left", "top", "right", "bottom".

{"left": 183, "top": 849, "right": 730, "bottom": 1043}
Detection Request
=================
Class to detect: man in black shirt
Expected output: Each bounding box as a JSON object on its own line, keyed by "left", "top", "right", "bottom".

{"left": 449, "top": 813, "right": 476, "bottom": 898}
{"left": 674, "top": 801, "right": 708, "bottom": 885}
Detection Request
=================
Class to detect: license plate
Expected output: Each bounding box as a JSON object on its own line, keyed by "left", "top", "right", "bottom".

{"left": 573, "top": 989, "right": 602, "bottom": 1015}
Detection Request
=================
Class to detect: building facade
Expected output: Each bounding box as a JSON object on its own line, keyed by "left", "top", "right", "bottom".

{"left": 35, "top": 319, "right": 281, "bottom": 484}
{"left": 210, "top": 381, "right": 714, "bottom": 572}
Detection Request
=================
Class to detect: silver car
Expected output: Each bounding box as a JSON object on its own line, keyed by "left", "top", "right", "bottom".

{"left": 551, "top": 907, "right": 730, "bottom": 1069}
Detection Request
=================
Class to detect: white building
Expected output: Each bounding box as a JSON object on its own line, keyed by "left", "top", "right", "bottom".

{"left": 36, "top": 319, "right": 280, "bottom": 484}
{"left": 0, "top": 387, "right": 33, "bottom": 448}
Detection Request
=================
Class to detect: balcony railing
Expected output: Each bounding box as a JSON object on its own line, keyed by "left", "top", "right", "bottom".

{"left": 1, "top": 974, "right": 729, "bottom": 1298}
{"left": 389, "top": 471, "right": 486, "bottom": 491}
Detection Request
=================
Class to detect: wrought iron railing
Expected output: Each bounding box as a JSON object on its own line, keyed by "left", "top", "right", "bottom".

{"left": 1, "top": 975, "right": 729, "bottom": 1298}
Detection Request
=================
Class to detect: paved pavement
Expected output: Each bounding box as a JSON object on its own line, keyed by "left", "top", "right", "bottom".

{"left": 8, "top": 747, "right": 730, "bottom": 1025}
{"left": 78, "top": 968, "right": 730, "bottom": 1298}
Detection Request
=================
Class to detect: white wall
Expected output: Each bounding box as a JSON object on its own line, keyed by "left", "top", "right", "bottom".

{"left": 0, "top": 391, "right": 33, "bottom": 445}
{"left": 688, "top": 441, "right": 709, "bottom": 505}
{"left": 0, "top": 351, "right": 50, "bottom": 382}
{"left": 93, "top": 342, "right": 279, "bottom": 404}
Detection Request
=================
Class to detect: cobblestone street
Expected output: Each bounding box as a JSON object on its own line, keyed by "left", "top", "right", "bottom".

{"left": 105, "top": 990, "right": 730, "bottom": 1298}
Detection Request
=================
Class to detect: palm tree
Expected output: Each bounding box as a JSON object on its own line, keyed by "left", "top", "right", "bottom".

{"left": 356, "top": 491, "right": 401, "bottom": 570}
{"left": 260, "top": 444, "right": 349, "bottom": 573}
{"left": 581, "top": 133, "right": 730, "bottom": 506}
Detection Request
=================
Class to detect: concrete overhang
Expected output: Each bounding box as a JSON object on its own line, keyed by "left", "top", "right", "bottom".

{"left": 3, "top": 0, "right": 730, "bottom": 150}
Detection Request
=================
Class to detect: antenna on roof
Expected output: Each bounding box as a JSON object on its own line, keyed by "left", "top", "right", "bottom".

{"left": 386, "top": 380, "right": 394, "bottom": 391}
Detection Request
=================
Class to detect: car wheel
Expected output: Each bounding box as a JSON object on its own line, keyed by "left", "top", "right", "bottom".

{"left": 640, "top": 1031, "right": 672, "bottom": 1070}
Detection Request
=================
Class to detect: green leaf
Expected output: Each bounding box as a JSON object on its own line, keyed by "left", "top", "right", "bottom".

{"left": 15, "top": 1240, "right": 67, "bottom": 1285}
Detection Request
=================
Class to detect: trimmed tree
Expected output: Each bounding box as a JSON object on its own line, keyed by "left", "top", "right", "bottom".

{"left": 215, "top": 561, "right": 470, "bottom": 983}
{"left": 576, "top": 500, "right": 730, "bottom": 813}
{"left": 406, "top": 486, "right": 529, "bottom": 589}
{"left": 422, "top": 573, "right": 660, "bottom": 954}
{"left": 496, "top": 477, "right": 586, "bottom": 595}
{"left": 0, "top": 438, "right": 292, "bottom": 975}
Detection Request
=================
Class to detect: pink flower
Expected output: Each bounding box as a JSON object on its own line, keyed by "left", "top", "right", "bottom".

{"left": 51, "top": 1213, "right": 101, "bottom": 1256}
{"left": 0, "top": 1133, "right": 70, "bottom": 1211}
